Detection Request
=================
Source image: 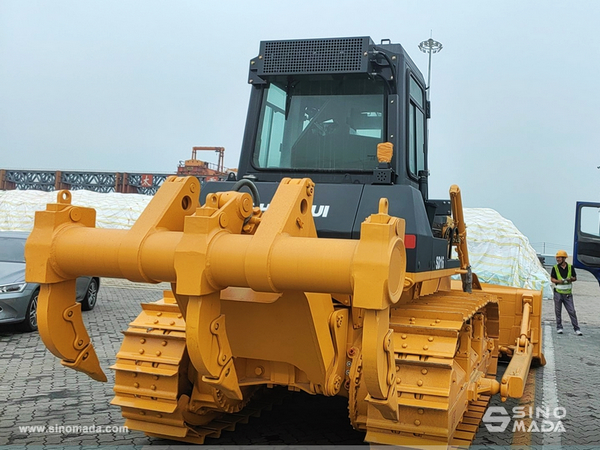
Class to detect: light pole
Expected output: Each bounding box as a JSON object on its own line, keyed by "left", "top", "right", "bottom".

{"left": 418, "top": 38, "right": 443, "bottom": 100}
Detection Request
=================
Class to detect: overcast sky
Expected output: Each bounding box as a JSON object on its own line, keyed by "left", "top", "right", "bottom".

{"left": 1, "top": 1, "right": 599, "bottom": 254}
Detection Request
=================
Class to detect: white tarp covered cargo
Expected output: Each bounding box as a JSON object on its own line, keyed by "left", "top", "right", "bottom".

{"left": 0, "top": 189, "right": 152, "bottom": 231}
{"left": 0, "top": 190, "right": 551, "bottom": 297}
{"left": 462, "top": 208, "right": 552, "bottom": 299}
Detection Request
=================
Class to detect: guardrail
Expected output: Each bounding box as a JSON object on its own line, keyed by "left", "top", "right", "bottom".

{"left": 0, "top": 170, "right": 227, "bottom": 195}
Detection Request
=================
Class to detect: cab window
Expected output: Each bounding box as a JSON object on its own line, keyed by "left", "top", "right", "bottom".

{"left": 580, "top": 206, "right": 600, "bottom": 237}
{"left": 408, "top": 76, "right": 426, "bottom": 177}
{"left": 253, "top": 78, "right": 385, "bottom": 171}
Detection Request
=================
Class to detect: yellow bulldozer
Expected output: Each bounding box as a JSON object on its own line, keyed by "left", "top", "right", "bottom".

{"left": 25, "top": 36, "right": 544, "bottom": 447}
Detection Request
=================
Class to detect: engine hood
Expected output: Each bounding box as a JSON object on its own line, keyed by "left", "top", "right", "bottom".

{"left": 0, "top": 261, "right": 26, "bottom": 285}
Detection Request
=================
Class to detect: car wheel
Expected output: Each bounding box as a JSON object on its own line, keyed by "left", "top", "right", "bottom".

{"left": 81, "top": 278, "right": 99, "bottom": 311}
{"left": 18, "top": 289, "right": 39, "bottom": 332}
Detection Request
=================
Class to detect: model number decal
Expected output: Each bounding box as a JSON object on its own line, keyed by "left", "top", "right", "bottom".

{"left": 435, "top": 256, "right": 445, "bottom": 270}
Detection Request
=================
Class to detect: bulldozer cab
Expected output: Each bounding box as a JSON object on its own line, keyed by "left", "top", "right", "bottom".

{"left": 574, "top": 201, "right": 600, "bottom": 285}
{"left": 204, "top": 37, "right": 453, "bottom": 273}
{"left": 237, "top": 37, "right": 428, "bottom": 190}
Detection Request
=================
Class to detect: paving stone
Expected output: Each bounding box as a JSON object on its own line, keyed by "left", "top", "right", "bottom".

{"left": 1, "top": 274, "right": 599, "bottom": 447}
{"left": 472, "top": 268, "right": 600, "bottom": 448}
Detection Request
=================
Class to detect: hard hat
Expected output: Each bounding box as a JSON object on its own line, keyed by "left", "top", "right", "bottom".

{"left": 556, "top": 250, "right": 568, "bottom": 258}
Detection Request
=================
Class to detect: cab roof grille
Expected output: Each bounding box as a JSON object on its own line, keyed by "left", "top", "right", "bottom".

{"left": 259, "top": 37, "right": 371, "bottom": 75}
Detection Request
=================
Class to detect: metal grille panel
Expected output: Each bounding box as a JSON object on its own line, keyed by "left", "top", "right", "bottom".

{"left": 127, "top": 173, "right": 170, "bottom": 196}
{"left": 260, "top": 37, "right": 369, "bottom": 75}
{"left": 63, "top": 172, "right": 118, "bottom": 193}
{"left": 6, "top": 170, "right": 56, "bottom": 191}
{"left": 2, "top": 170, "right": 173, "bottom": 194}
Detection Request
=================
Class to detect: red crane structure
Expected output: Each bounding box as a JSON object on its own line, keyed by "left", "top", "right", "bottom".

{"left": 177, "top": 147, "right": 226, "bottom": 181}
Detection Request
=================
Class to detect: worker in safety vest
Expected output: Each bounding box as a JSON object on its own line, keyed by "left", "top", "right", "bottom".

{"left": 550, "top": 250, "right": 582, "bottom": 335}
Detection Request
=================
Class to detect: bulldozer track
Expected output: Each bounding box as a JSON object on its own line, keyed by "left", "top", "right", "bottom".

{"left": 112, "top": 289, "right": 499, "bottom": 447}
{"left": 110, "top": 292, "right": 287, "bottom": 444}
{"left": 143, "top": 390, "right": 289, "bottom": 444}
{"left": 350, "top": 289, "right": 499, "bottom": 448}
{"left": 449, "top": 394, "right": 492, "bottom": 448}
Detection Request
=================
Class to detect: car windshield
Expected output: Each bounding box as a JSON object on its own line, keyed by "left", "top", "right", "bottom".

{"left": 253, "top": 77, "right": 385, "bottom": 171}
{"left": 0, "top": 237, "right": 26, "bottom": 263}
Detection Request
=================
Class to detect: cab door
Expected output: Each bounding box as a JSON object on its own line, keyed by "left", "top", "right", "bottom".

{"left": 574, "top": 201, "right": 600, "bottom": 285}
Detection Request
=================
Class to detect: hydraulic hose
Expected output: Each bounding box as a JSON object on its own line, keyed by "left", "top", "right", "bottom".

{"left": 231, "top": 179, "right": 260, "bottom": 207}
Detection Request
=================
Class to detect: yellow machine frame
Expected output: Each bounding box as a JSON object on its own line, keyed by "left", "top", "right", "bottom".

{"left": 26, "top": 177, "right": 544, "bottom": 446}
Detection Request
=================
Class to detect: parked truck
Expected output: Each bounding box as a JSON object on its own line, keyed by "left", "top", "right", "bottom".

{"left": 574, "top": 201, "right": 600, "bottom": 285}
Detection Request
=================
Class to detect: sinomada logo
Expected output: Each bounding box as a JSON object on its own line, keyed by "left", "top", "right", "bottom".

{"left": 482, "top": 406, "right": 567, "bottom": 433}
{"left": 482, "top": 407, "right": 511, "bottom": 432}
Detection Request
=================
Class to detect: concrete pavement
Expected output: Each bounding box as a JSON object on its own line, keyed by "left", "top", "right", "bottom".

{"left": 471, "top": 267, "right": 600, "bottom": 449}
{"left": 1, "top": 271, "right": 599, "bottom": 448}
